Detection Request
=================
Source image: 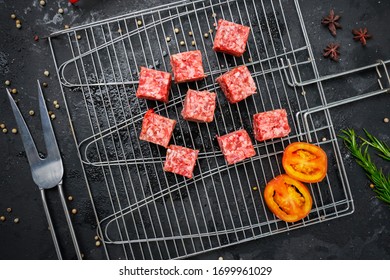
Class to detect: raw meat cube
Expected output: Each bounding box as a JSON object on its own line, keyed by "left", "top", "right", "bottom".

{"left": 170, "top": 50, "right": 205, "bottom": 83}
{"left": 181, "top": 89, "right": 217, "bottom": 123}
{"left": 253, "top": 109, "right": 291, "bottom": 141}
{"left": 136, "top": 66, "right": 172, "bottom": 103}
{"left": 216, "top": 65, "right": 257, "bottom": 103}
{"left": 213, "top": 19, "right": 250, "bottom": 57}
{"left": 217, "top": 129, "right": 256, "bottom": 165}
{"left": 139, "top": 109, "right": 176, "bottom": 148}
{"left": 163, "top": 145, "right": 199, "bottom": 178}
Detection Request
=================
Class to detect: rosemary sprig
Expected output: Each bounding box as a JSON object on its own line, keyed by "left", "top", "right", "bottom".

{"left": 339, "top": 129, "right": 390, "bottom": 205}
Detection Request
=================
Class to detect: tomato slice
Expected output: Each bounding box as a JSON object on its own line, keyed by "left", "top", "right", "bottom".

{"left": 264, "top": 174, "right": 313, "bottom": 223}
{"left": 282, "top": 142, "right": 328, "bottom": 183}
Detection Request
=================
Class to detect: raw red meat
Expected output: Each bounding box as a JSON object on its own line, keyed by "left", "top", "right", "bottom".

{"left": 216, "top": 65, "right": 257, "bottom": 103}
{"left": 181, "top": 89, "right": 217, "bottom": 123}
{"left": 136, "top": 67, "right": 172, "bottom": 103}
{"left": 217, "top": 129, "right": 256, "bottom": 165}
{"left": 139, "top": 109, "right": 176, "bottom": 148}
{"left": 163, "top": 145, "right": 199, "bottom": 178}
{"left": 170, "top": 50, "right": 205, "bottom": 83}
{"left": 213, "top": 19, "right": 250, "bottom": 57}
{"left": 253, "top": 109, "right": 291, "bottom": 141}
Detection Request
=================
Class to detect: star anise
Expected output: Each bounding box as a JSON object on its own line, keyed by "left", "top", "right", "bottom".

{"left": 352, "top": 28, "right": 372, "bottom": 46}
{"left": 321, "top": 9, "right": 341, "bottom": 36}
{"left": 323, "top": 43, "right": 340, "bottom": 61}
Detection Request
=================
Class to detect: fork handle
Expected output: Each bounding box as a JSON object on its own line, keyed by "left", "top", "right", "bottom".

{"left": 57, "top": 181, "right": 83, "bottom": 260}
{"left": 40, "top": 189, "right": 63, "bottom": 260}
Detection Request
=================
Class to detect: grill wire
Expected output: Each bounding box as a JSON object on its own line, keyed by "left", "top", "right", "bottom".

{"left": 46, "top": 0, "right": 366, "bottom": 259}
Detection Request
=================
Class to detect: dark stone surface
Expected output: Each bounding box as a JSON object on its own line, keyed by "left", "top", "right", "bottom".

{"left": 0, "top": 0, "right": 389, "bottom": 260}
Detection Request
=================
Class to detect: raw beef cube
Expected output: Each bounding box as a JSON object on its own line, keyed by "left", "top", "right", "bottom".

{"left": 216, "top": 65, "right": 257, "bottom": 103}
{"left": 217, "top": 129, "right": 256, "bottom": 165}
{"left": 139, "top": 109, "right": 176, "bottom": 148}
{"left": 170, "top": 50, "right": 205, "bottom": 83}
{"left": 213, "top": 19, "right": 250, "bottom": 57}
{"left": 136, "top": 66, "right": 172, "bottom": 103}
{"left": 253, "top": 109, "right": 291, "bottom": 141}
{"left": 181, "top": 89, "right": 217, "bottom": 123}
{"left": 163, "top": 145, "right": 199, "bottom": 178}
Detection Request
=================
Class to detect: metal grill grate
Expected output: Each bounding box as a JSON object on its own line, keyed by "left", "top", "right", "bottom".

{"left": 47, "top": 0, "right": 361, "bottom": 259}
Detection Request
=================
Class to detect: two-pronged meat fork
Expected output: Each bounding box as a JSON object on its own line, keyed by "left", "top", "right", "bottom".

{"left": 7, "top": 81, "right": 82, "bottom": 260}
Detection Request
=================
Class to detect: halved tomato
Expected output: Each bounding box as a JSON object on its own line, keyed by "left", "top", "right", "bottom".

{"left": 282, "top": 142, "right": 328, "bottom": 183}
{"left": 264, "top": 174, "right": 313, "bottom": 223}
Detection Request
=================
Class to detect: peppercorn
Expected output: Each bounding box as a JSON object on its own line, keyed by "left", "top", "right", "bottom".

{"left": 5, "top": 80, "right": 11, "bottom": 86}
{"left": 55, "top": 104, "right": 60, "bottom": 109}
{"left": 6, "top": 208, "right": 12, "bottom": 213}
{"left": 16, "top": 19, "right": 21, "bottom": 25}
{"left": 322, "top": 137, "right": 327, "bottom": 142}
{"left": 0, "top": 216, "right": 5, "bottom": 222}
{"left": 11, "top": 128, "right": 18, "bottom": 134}
{"left": 180, "top": 40, "right": 185, "bottom": 46}
{"left": 188, "top": 31, "right": 193, "bottom": 36}
{"left": 94, "top": 235, "right": 99, "bottom": 241}
{"left": 43, "top": 70, "right": 50, "bottom": 77}
{"left": 11, "top": 14, "right": 16, "bottom": 20}
{"left": 369, "top": 183, "right": 375, "bottom": 189}
{"left": 16, "top": 23, "right": 22, "bottom": 29}
{"left": 204, "top": 33, "right": 209, "bottom": 38}
{"left": 2, "top": 128, "right": 8, "bottom": 134}
{"left": 29, "top": 110, "right": 35, "bottom": 116}
{"left": 14, "top": 218, "right": 20, "bottom": 224}
{"left": 50, "top": 114, "right": 56, "bottom": 120}
{"left": 39, "top": 0, "right": 46, "bottom": 7}
{"left": 95, "top": 240, "right": 101, "bottom": 247}
{"left": 58, "top": 8, "right": 64, "bottom": 14}
{"left": 11, "top": 88, "right": 17, "bottom": 94}
{"left": 166, "top": 36, "right": 171, "bottom": 42}
{"left": 76, "top": 34, "right": 81, "bottom": 40}
{"left": 0, "top": 124, "right": 5, "bottom": 129}
{"left": 191, "top": 41, "right": 196, "bottom": 46}
{"left": 384, "top": 117, "right": 389, "bottom": 123}
{"left": 174, "top": 27, "right": 180, "bottom": 34}
{"left": 137, "top": 20, "right": 142, "bottom": 26}
{"left": 68, "top": 195, "right": 73, "bottom": 201}
{"left": 71, "top": 208, "right": 77, "bottom": 214}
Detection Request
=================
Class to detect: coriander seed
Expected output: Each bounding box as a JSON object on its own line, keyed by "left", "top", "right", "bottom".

{"left": 322, "top": 137, "right": 327, "bottom": 142}
{"left": 58, "top": 8, "right": 64, "bottom": 14}
{"left": 64, "top": 25, "right": 70, "bottom": 29}
{"left": 174, "top": 27, "right": 180, "bottom": 34}
{"left": 11, "top": 88, "right": 17, "bottom": 94}
{"left": 14, "top": 218, "right": 20, "bottom": 224}
{"left": 16, "top": 23, "right": 22, "bottom": 29}
{"left": 55, "top": 104, "right": 60, "bottom": 109}
{"left": 39, "top": 0, "right": 46, "bottom": 7}
{"left": 29, "top": 110, "right": 35, "bottom": 116}
{"left": 11, "top": 128, "right": 17, "bottom": 134}
{"left": 71, "top": 208, "right": 77, "bottom": 214}
{"left": 0, "top": 216, "right": 5, "bottom": 222}
{"left": 42, "top": 82, "right": 48, "bottom": 87}
{"left": 76, "top": 34, "right": 81, "bottom": 40}
{"left": 384, "top": 117, "right": 389, "bottom": 123}
{"left": 180, "top": 40, "right": 185, "bottom": 46}
{"left": 252, "top": 186, "right": 258, "bottom": 191}
{"left": 2, "top": 128, "right": 8, "bottom": 134}
{"left": 204, "top": 32, "right": 209, "bottom": 38}
{"left": 166, "top": 36, "right": 171, "bottom": 42}
{"left": 50, "top": 114, "right": 56, "bottom": 120}
{"left": 6, "top": 207, "right": 12, "bottom": 213}
{"left": 68, "top": 195, "right": 73, "bottom": 201}
{"left": 53, "top": 100, "right": 58, "bottom": 105}
{"left": 95, "top": 240, "right": 101, "bottom": 247}
{"left": 191, "top": 41, "right": 195, "bottom": 46}
{"left": 5, "top": 80, "right": 11, "bottom": 86}
{"left": 137, "top": 20, "right": 142, "bottom": 26}
{"left": 11, "top": 14, "right": 16, "bottom": 20}
{"left": 94, "top": 235, "right": 99, "bottom": 241}
{"left": 16, "top": 19, "right": 21, "bottom": 25}
{"left": 188, "top": 31, "right": 193, "bottom": 36}
{"left": 43, "top": 70, "right": 50, "bottom": 77}
{"left": 370, "top": 183, "right": 375, "bottom": 189}
{"left": 0, "top": 124, "right": 5, "bottom": 129}
{"left": 218, "top": 256, "right": 223, "bottom": 260}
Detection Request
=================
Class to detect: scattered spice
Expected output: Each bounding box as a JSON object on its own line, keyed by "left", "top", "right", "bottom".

{"left": 1, "top": 128, "right": 7, "bottom": 134}
{"left": 55, "top": 104, "right": 60, "bottom": 109}
{"left": 137, "top": 20, "right": 142, "bottom": 26}
{"left": 39, "top": 0, "right": 46, "bottom": 7}
{"left": 50, "top": 114, "right": 56, "bottom": 120}
{"left": 64, "top": 25, "right": 70, "bottom": 29}
{"left": 53, "top": 100, "right": 58, "bottom": 105}
{"left": 323, "top": 43, "right": 340, "bottom": 62}
{"left": 11, "top": 14, "right": 16, "bottom": 20}
{"left": 0, "top": 216, "right": 5, "bottom": 222}
{"left": 71, "top": 208, "right": 78, "bottom": 214}
{"left": 384, "top": 117, "right": 389, "bottom": 123}
{"left": 209, "top": 29, "right": 213, "bottom": 34}
{"left": 352, "top": 28, "right": 371, "bottom": 46}
{"left": 212, "top": 13, "right": 217, "bottom": 18}
{"left": 34, "top": 35, "right": 39, "bottom": 42}
{"left": 81, "top": 253, "right": 85, "bottom": 258}
{"left": 191, "top": 40, "right": 196, "bottom": 46}
{"left": 174, "top": 27, "right": 180, "bottom": 34}
{"left": 14, "top": 218, "right": 20, "bottom": 224}
{"left": 180, "top": 40, "right": 185, "bottom": 46}
{"left": 188, "top": 31, "right": 193, "bottom": 36}
{"left": 42, "top": 82, "right": 48, "bottom": 87}
{"left": 48, "top": 111, "right": 53, "bottom": 116}
{"left": 68, "top": 195, "right": 73, "bottom": 201}
{"left": 248, "top": 57, "right": 252, "bottom": 62}
{"left": 166, "top": 36, "right": 171, "bottom": 42}
{"left": 95, "top": 240, "right": 101, "bottom": 247}
{"left": 11, "top": 128, "right": 18, "bottom": 134}
{"left": 370, "top": 183, "right": 375, "bottom": 189}
{"left": 16, "top": 23, "right": 22, "bottom": 29}
{"left": 5, "top": 80, "right": 11, "bottom": 86}
{"left": 321, "top": 9, "right": 341, "bottom": 37}
{"left": 94, "top": 235, "right": 99, "bottom": 241}
{"left": 6, "top": 208, "right": 12, "bottom": 213}
{"left": 11, "top": 88, "right": 17, "bottom": 94}
{"left": 204, "top": 32, "right": 209, "bottom": 38}
{"left": 0, "top": 124, "right": 5, "bottom": 129}
{"left": 322, "top": 137, "right": 327, "bottom": 142}
{"left": 29, "top": 110, "right": 35, "bottom": 116}
{"left": 58, "top": 8, "right": 64, "bottom": 14}
{"left": 252, "top": 186, "right": 258, "bottom": 191}
{"left": 117, "top": 28, "right": 122, "bottom": 34}
{"left": 76, "top": 34, "right": 81, "bottom": 40}
{"left": 43, "top": 70, "right": 50, "bottom": 77}
{"left": 218, "top": 256, "right": 223, "bottom": 260}
{"left": 16, "top": 19, "right": 21, "bottom": 25}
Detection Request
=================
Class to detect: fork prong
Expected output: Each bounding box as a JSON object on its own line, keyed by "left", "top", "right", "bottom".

{"left": 37, "top": 80, "right": 62, "bottom": 161}
{"left": 7, "top": 89, "right": 41, "bottom": 166}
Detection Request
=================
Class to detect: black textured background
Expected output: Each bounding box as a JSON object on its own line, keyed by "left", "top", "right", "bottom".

{"left": 0, "top": 0, "right": 389, "bottom": 260}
